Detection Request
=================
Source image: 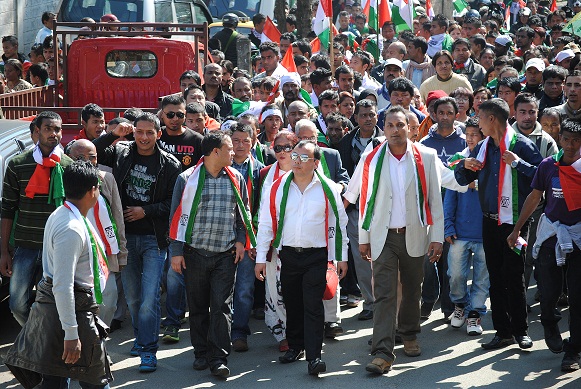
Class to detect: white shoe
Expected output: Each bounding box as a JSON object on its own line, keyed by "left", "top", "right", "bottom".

{"left": 466, "top": 311, "right": 483, "bottom": 336}
{"left": 451, "top": 305, "right": 466, "bottom": 328}
{"left": 347, "top": 295, "right": 361, "bottom": 307}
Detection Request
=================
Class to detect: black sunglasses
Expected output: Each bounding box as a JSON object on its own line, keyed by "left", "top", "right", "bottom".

{"left": 273, "top": 144, "right": 293, "bottom": 153}
{"left": 165, "top": 111, "right": 185, "bottom": 119}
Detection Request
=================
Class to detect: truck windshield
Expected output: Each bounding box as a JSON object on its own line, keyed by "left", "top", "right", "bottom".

{"left": 59, "top": 0, "right": 144, "bottom": 22}
{"left": 207, "top": 0, "right": 261, "bottom": 18}
{"left": 106, "top": 50, "right": 157, "bottom": 78}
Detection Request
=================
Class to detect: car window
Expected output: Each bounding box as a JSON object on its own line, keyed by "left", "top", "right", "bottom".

{"left": 175, "top": 2, "right": 193, "bottom": 23}
{"left": 155, "top": 1, "right": 173, "bottom": 22}
{"left": 106, "top": 50, "right": 157, "bottom": 78}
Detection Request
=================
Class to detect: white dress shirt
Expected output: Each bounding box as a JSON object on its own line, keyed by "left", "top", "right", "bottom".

{"left": 388, "top": 149, "right": 408, "bottom": 229}
{"left": 256, "top": 173, "right": 348, "bottom": 264}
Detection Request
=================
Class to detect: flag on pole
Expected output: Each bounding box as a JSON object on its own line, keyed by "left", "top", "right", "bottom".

{"left": 362, "top": 0, "right": 379, "bottom": 32}
{"left": 392, "top": 0, "right": 415, "bottom": 32}
{"left": 311, "top": 37, "right": 323, "bottom": 55}
{"left": 550, "top": 0, "right": 557, "bottom": 12}
{"left": 313, "top": 0, "right": 333, "bottom": 49}
{"left": 425, "top": 0, "right": 435, "bottom": 19}
{"left": 378, "top": 0, "right": 392, "bottom": 27}
{"left": 453, "top": 0, "right": 469, "bottom": 13}
{"left": 261, "top": 16, "right": 281, "bottom": 43}
{"left": 280, "top": 45, "right": 297, "bottom": 73}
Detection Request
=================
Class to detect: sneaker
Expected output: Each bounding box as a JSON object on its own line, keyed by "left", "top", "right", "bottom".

{"left": 420, "top": 302, "right": 434, "bottom": 320}
{"left": 130, "top": 344, "right": 142, "bottom": 357}
{"left": 340, "top": 295, "right": 348, "bottom": 305}
{"left": 561, "top": 352, "right": 581, "bottom": 372}
{"left": 139, "top": 353, "right": 157, "bottom": 372}
{"left": 451, "top": 305, "right": 465, "bottom": 328}
{"left": 466, "top": 311, "right": 483, "bottom": 336}
{"left": 162, "top": 326, "right": 180, "bottom": 343}
{"left": 347, "top": 295, "right": 362, "bottom": 308}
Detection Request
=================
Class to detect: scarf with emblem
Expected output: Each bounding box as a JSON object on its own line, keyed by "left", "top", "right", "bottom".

{"left": 360, "top": 140, "right": 433, "bottom": 231}
{"left": 170, "top": 157, "right": 256, "bottom": 249}
{"left": 553, "top": 149, "right": 581, "bottom": 211}
{"left": 25, "top": 144, "right": 65, "bottom": 206}
{"left": 87, "top": 193, "right": 120, "bottom": 256}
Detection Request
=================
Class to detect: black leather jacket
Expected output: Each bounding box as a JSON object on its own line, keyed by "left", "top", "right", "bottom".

{"left": 94, "top": 133, "right": 182, "bottom": 248}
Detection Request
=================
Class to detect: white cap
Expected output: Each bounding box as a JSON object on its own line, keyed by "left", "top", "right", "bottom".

{"left": 555, "top": 49, "right": 575, "bottom": 64}
{"left": 279, "top": 73, "right": 301, "bottom": 90}
{"left": 518, "top": 7, "right": 531, "bottom": 16}
{"left": 495, "top": 35, "right": 512, "bottom": 47}
{"left": 526, "top": 58, "right": 545, "bottom": 72}
{"left": 384, "top": 58, "right": 403, "bottom": 69}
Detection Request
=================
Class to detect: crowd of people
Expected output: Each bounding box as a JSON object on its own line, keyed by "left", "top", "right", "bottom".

{"left": 1, "top": 1, "right": 581, "bottom": 387}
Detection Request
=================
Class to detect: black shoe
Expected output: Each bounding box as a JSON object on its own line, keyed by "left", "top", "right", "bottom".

{"left": 557, "top": 293, "right": 569, "bottom": 307}
{"left": 253, "top": 308, "right": 265, "bottom": 320}
{"left": 420, "top": 302, "right": 434, "bottom": 320}
{"left": 308, "top": 358, "right": 326, "bottom": 375}
{"left": 210, "top": 363, "right": 230, "bottom": 378}
{"left": 481, "top": 336, "right": 516, "bottom": 350}
{"left": 544, "top": 324, "right": 563, "bottom": 354}
{"left": 193, "top": 357, "right": 209, "bottom": 370}
{"left": 325, "top": 322, "right": 344, "bottom": 339}
{"left": 358, "top": 309, "right": 373, "bottom": 321}
{"left": 515, "top": 335, "right": 533, "bottom": 349}
{"left": 109, "top": 319, "right": 122, "bottom": 333}
{"left": 561, "top": 352, "right": 581, "bottom": 372}
{"left": 279, "top": 349, "right": 304, "bottom": 364}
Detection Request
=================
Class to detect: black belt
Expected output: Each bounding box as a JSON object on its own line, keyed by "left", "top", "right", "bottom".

{"left": 483, "top": 212, "right": 499, "bottom": 220}
{"left": 282, "top": 246, "right": 325, "bottom": 253}
{"left": 388, "top": 227, "right": 406, "bottom": 234}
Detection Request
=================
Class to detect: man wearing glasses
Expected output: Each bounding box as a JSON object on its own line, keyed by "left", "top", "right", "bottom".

{"left": 255, "top": 141, "right": 348, "bottom": 375}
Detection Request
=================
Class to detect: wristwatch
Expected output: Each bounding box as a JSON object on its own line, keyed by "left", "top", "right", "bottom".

{"left": 510, "top": 160, "right": 519, "bottom": 168}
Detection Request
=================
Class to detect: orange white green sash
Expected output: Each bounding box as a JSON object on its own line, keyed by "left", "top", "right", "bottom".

{"left": 269, "top": 170, "right": 343, "bottom": 262}
{"left": 87, "top": 194, "right": 120, "bottom": 256}
{"left": 360, "top": 141, "right": 433, "bottom": 231}
{"left": 476, "top": 125, "right": 518, "bottom": 225}
{"left": 553, "top": 149, "right": 581, "bottom": 211}
{"left": 64, "top": 201, "right": 109, "bottom": 304}
{"left": 170, "top": 157, "right": 256, "bottom": 249}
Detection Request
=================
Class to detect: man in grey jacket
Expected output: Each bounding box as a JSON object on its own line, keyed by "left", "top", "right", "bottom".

{"left": 452, "top": 38, "right": 486, "bottom": 91}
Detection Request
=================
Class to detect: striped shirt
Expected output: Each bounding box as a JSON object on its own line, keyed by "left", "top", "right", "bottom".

{"left": 1, "top": 149, "right": 73, "bottom": 249}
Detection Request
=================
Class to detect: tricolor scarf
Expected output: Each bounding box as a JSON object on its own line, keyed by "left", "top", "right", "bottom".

{"left": 269, "top": 170, "right": 343, "bottom": 262}
{"left": 360, "top": 141, "right": 433, "bottom": 231}
{"left": 170, "top": 158, "right": 257, "bottom": 249}
{"left": 447, "top": 147, "right": 471, "bottom": 170}
{"left": 476, "top": 125, "right": 518, "bottom": 225}
{"left": 318, "top": 152, "right": 331, "bottom": 179}
{"left": 25, "top": 144, "right": 65, "bottom": 206}
{"left": 253, "top": 143, "right": 265, "bottom": 164}
{"left": 553, "top": 149, "right": 581, "bottom": 211}
{"left": 245, "top": 156, "right": 256, "bottom": 215}
{"left": 63, "top": 201, "right": 109, "bottom": 304}
{"left": 87, "top": 194, "right": 120, "bottom": 256}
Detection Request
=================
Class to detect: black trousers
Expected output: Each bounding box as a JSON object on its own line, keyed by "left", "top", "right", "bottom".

{"left": 279, "top": 247, "right": 327, "bottom": 361}
{"left": 482, "top": 217, "right": 529, "bottom": 338}
{"left": 183, "top": 247, "right": 236, "bottom": 367}
{"left": 537, "top": 243, "right": 581, "bottom": 353}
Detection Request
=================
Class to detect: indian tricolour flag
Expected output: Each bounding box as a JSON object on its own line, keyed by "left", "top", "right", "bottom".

{"left": 313, "top": 0, "right": 332, "bottom": 49}
{"left": 392, "top": 0, "right": 415, "bottom": 32}
{"left": 453, "top": 0, "right": 468, "bottom": 13}
{"left": 362, "top": 0, "right": 378, "bottom": 32}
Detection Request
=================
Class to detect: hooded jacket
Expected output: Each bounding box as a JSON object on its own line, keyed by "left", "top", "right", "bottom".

{"left": 420, "top": 125, "right": 467, "bottom": 165}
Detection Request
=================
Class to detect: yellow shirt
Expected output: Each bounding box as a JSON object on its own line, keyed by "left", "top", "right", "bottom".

{"left": 419, "top": 73, "right": 473, "bottom": 103}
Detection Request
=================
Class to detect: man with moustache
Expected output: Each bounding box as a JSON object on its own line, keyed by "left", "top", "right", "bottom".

{"left": 377, "top": 59, "right": 404, "bottom": 110}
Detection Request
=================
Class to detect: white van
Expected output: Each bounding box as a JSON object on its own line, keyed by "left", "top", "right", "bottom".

{"left": 57, "top": 0, "right": 213, "bottom": 25}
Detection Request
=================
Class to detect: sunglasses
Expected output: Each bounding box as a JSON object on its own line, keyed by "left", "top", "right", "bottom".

{"left": 165, "top": 111, "right": 185, "bottom": 119}
{"left": 273, "top": 144, "right": 293, "bottom": 153}
{"left": 291, "top": 152, "right": 315, "bottom": 163}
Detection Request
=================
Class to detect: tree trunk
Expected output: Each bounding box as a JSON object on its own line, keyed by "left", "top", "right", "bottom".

{"left": 295, "top": 0, "right": 312, "bottom": 39}
{"left": 274, "top": 0, "right": 287, "bottom": 33}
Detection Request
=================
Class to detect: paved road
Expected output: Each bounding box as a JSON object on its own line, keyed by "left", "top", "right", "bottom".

{"left": 1, "top": 286, "right": 580, "bottom": 389}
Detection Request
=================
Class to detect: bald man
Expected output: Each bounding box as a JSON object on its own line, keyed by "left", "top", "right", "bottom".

{"left": 68, "top": 139, "right": 127, "bottom": 326}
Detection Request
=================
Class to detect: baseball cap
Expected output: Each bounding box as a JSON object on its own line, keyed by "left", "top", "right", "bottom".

{"left": 526, "top": 58, "right": 545, "bottom": 72}
{"left": 518, "top": 7, "right": 531, "bottom": 16}
{"left": 555, "top": 49, "right": 575, "bottom": 64}
{"left": 495, "top": 35, "right": 512, "bottom": 47}
{"left": 384, "top": 58, "right": 403, "bottom": 69}
{"left": 222, "top": 13, "right": 239, "bottom": 27}
{"left": 426, "top": 90, "right": 448, "bottom": 107}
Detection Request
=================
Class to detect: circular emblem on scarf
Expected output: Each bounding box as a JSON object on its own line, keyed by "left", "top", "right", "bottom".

{"left": 182, "top": 155, "right": 192, "bottom": 166}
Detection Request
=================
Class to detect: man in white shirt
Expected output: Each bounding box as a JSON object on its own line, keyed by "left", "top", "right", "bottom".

{"left": 35, "top": 12, "right": 55, "bottom": 44}
{"left": 255, "top": 141, "right": 348, "bottom": 376}
{"left": 344, "top": 105, "right": 444, "bottom": 374}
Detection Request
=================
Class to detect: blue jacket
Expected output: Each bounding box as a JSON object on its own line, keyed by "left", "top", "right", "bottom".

{"left": 444, "top": 187, "right": 483, "bottom": 242}
{"left": 420, "top": 126, "right": 467, "bottom": 165}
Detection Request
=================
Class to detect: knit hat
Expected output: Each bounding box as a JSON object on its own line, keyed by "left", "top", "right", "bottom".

{"left": 426, "top": 90, "right": 448, "bottom": 107}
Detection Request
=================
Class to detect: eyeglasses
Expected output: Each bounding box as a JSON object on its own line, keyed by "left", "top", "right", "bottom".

{"left": 273, "top": 144, "right": 293, "bottom": 153}
{"left": 291, "top": 152, "right": 315, "bottom": 163}
{"left": 298, "top": 135, "right": 317, "bottom": 141}
{"left": 164, "top": 111, "right": 185, "bottom": 119}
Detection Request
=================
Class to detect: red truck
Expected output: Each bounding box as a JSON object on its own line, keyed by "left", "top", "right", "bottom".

{"left": 1, "top": 20, "right": 209, "bottom": 144}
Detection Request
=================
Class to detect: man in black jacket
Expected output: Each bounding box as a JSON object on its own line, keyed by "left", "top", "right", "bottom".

{"left": 93, "top": 113, "right": 181, "bottom": 373}
{"left": 212, "top": 13, "right": 245, "bottom": 67}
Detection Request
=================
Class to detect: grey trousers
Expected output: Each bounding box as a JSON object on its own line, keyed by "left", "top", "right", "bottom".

{"left": 371, "top": 232, "right": 424, "bottom": 363}
{"left": 347, "top": 207, "right": 374, "bottom": 311}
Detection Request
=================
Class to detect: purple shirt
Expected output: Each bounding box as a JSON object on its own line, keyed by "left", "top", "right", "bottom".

{"left": 531, "top": 156, "right": 581, "bottom": 226}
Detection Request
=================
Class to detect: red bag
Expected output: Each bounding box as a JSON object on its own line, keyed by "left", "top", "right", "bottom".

{"left": 323, "top": 262, "right": 338, "bottom": 300}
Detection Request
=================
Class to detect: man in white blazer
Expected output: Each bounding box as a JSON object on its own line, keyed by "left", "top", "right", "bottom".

{"left": 344, "top": 106, "right": 444, "bottom": 374}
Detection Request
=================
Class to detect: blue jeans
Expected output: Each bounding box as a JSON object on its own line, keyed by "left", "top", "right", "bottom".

{"left": 9, "top": 247, "right": 42, "bottom": 326}
{"left": 231, "top": 251, "right": 255, "bottom": 340}
{"left": 447, "top": 240, "right": 489, "bottom": 316}
{"left": 122, "top": 234, "right": 166, "bottom": 354}
{"left": 162, "top": 247, "right": 187, "bottom": 328}
{"left": 422, "top": 242, "right": 453, "bottom": 314}
{"left": 41, "top": 375, "right": 110, "bottom": 389}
